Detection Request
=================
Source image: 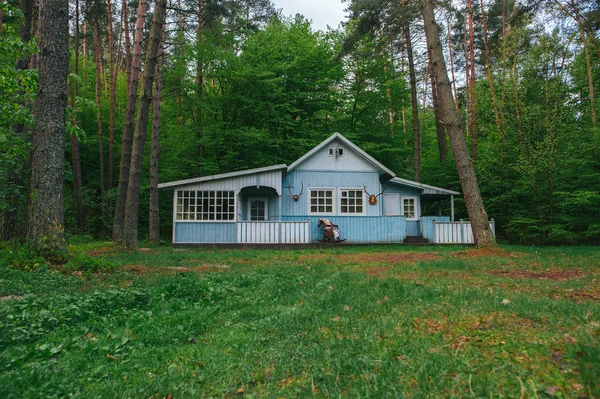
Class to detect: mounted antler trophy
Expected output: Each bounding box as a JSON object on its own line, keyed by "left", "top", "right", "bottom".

{"left": 363, "top": 185, "right": 385, "bottom": 205}
{"left": 287, "top": 181, "right": 304, "bottom": 202}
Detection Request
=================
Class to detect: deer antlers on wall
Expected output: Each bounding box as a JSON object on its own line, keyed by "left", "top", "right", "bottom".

{"left": 363, "top": 185, "right": 385, "bottom": 205}
{"left": 287, "top": 181, "right": 304, "bottom": 202}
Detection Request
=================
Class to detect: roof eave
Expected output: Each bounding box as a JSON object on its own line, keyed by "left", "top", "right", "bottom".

{"left": 158, "top": 164, "right": 288, "bottom": 189}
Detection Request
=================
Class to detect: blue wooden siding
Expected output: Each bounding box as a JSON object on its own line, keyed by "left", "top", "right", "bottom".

{"left": 282, "top": 170, "right": 382, "bottom": 217}
{"left": 421, "top": 216, "right": 450, "bottom": 241}
{"left": 406, "top": 221, "right": 420, "bottom": 236}
{"left": 174, "top": 222, "right": 237, "bottom": 244}
{"left": 178, "top": 169, "right": 283, "bottom": 195}
{"left": 294, "top": 138, "right": 376, "bottom": 171}
{"left": 283, "top": 216, "right": 406, "bottom": 243}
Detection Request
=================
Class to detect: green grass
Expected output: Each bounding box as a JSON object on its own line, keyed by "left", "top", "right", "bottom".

{"left": 0, "top": 244, "right": 599, "bottom": 398}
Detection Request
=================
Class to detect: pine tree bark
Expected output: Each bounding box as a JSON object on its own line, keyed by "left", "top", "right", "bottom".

{"left": 70, "top": 0, "right": 86, "bottom": 231}
{"left": 113, "top": 0, "right": 147, "bottom": 241}
{"left": 122, "top": 0, "right": 131, "bottom": 85}
{"left": 447, "top": 17, "right": 459, "bottom": 113}
{"left": 429, "top": 59, "right": 447, "bottom": 161}
{"left": 94, "top": 19, "right": 106, "bottom": 215}
{"left": 107, "top": 0, "right": 116, "bottom": 189}
{"left": 28, "top": 0, "right": 69, "bottom": 252}
{"left": 149, "top": 26, "right": 165, "bottom": 243}
{"left": 419, "top": 0, "right": 496, "bottom": 247}
{"left": 122, "top": 0, "right": 167, "bottom": 249}
{"left": 402, "top": 0, "right": 421, "bottom": 182}
{"left": 467, "top": 0, "right": 477, "bottom": 159}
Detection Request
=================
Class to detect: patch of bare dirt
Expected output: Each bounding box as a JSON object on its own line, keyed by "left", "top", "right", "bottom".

{"left": 452, "top": 246, "right": 517, "bottom": 259}
{"left": 88, "top": 246, "right": 119, "bottom": 256}
{"left": 488, "top": 269, "right": 586, "bottom": 281}
{"left": 556, "top": 288, "right": 600, "bottom": 303}
{"left": 297, "top": 252, "right": 440, "bottom": 265}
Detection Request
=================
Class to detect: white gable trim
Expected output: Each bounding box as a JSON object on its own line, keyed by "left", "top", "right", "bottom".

{"left": 388, "top": 177, "right": 461, "bottom": 196}
{"left": 158, "top": 164, "right": 288, "bottom": 189}
{"left": 287, "top": 133, "right": 396, "bottom": 178}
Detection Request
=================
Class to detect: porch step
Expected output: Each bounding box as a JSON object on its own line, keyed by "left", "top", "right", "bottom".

{"left": 404, "top": 236, "right": 429, "bottom": 245}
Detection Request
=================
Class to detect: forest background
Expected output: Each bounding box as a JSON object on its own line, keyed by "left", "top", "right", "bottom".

{"left": 1, "top": 0, "right": 599, "bottom": 246}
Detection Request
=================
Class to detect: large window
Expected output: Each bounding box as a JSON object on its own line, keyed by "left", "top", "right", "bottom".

{"left": 339, "top": 189, "right": 364, "bottom": 214}
{"left": 176, "top": 190, "right": 235, "bottom": 221}
{"left": 402, "top": 196, "right": 418, "bottom": 220}
{"left": 309, "top": 189, "right": 334, "bottom": 214}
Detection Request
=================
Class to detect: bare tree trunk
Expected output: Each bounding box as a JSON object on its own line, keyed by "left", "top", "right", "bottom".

{"left": 107, "top": 0, "right": 116, "bottom": 190}
{"left": 195, "top": 0, "right": 205, "bottom": 129}
{"left": 28, "top": 0, "right": 69, "bottom": 252}
{"left": 429, "top": 59, "right": 447, "bottom": 161}
{"left": 419, "top": 0, "right": 496, "bottom": 247}
{"left": 83, "top": 19, "right": 88, "bottom": 77}
{"left": 480, "top": 0, "right": 502, "bottom": 137}
{"left": 463, "top": 17, "right": 470, "bottom": 141}
{"left": 467, "top": 0, "right": 477, "bottom": 159}
{"left": 378, "top": 30, "right": 395, "bottom": 137}
{"left": 123, "top": 0, "right": 167, "bottom": 249}
{"left": 402, "top": 0, "right": 421, "bottom": 182}
{"left": 70, "top": 0, "right": 86, "bottom": 231}
{"left": 447, "top": 17, "right": 459, "bottom": 113}
{"left": 149, "top": 26, "right": 165, "bottom": 243}
{"left": 94, "top": 19, "right": 106, "bottom": 220}
{"left": 113, "top": 0, "right": 147, "bottom": 241}
{"left": 122, "top": 0, "right": 131, "bottom": 85}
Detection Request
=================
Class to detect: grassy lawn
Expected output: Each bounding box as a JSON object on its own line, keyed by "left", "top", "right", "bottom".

{"left": 1, "top": 244, "right": 599, "bottom": 398}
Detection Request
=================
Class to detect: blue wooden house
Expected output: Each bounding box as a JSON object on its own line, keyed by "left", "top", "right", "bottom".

{"left": 159, "top": 133, "right": 493, "bottom": 245}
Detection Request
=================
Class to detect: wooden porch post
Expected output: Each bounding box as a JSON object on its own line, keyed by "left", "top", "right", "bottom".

{"left": 278, "top": 193, "right": 283, "bottom": 243}
{"left": 450, "top": 195, "right": 455, "bottom": 222}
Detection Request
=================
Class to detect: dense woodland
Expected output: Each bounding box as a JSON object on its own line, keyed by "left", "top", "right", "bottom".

{"left": 1, "top": 0, "right": 599, "bottom": 251}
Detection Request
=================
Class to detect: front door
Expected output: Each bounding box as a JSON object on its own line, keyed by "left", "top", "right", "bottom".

{"left": 248, "top": 198, "right": 267, "bottom": 221}
{"left": 383, "top": 194, "right": 400, "bottom": 216}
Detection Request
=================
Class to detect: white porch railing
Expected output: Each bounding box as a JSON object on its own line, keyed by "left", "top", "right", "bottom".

{"left": 433, "top": 219, "right": 495, "bottom": 244}
{"left": 237, "top": 221, "right": 310, "bottom": 244}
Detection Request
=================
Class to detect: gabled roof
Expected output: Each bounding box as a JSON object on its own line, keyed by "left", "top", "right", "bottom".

{"left": 287, "top": 132, "right": 396, "bottom": 178}
{"left": 388, "top": 177, "right": 461, "bottom": 196}
{"left": 158, "top": 164, "right": 287, "bottom": 189}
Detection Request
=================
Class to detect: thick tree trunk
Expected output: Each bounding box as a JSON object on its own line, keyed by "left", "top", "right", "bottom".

{"left": 429, "top": 60, "right": 447, "bottom": 161}
{"left": 419, "top": 0, "right": 496, "bottom": 247}
{"left": 70, "top": 0, "right": 86, "bottom": 231}
{"left": 94, "top": 19, "right": 106, "bottom": 214}
{"left": 113, "top": 0, "right": 147, "bottom": 241}
{"left": 107, "top": 0, "right": 116, "bottom": 189}
{"left": 149, "top": 27, "right": 165, "bottom": 243}
{"left": 28, "top": 0, "right": 69, "bottom": 252}
{"left": 447, "top": 17, "right": 459, "bottom": 113}
{"left": 122, "top": 0, "right": 167, "bottom": 249}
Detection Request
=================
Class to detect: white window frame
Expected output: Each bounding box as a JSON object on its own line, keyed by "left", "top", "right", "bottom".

{"left": 338, "top": 188, "right": 366, "bottom": 216}
{"left": 247, "top": 197, "right": 268, "bottom": 221}
{"left": 175, "top": 190, "right": 236, "bottom": 222}
{"left": 308, "top": 188, "right": 336, "bottom": 215}
{"left": 401, "top": 196, "right": 419, "bottom": 221}
{"left": 328, "top": 147, "right": 344, "bottom": 157}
